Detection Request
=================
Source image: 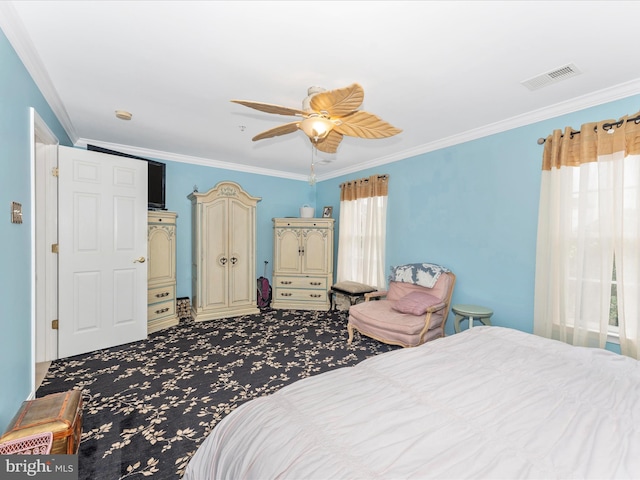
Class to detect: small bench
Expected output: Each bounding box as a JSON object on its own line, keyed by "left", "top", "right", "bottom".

{"left": 330, "top": 281, "right": 377, "bottom": 311}
{"left": 452, "top": 304, "right": 493, "bottom": 333}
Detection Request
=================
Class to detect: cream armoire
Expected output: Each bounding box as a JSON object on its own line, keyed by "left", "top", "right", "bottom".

{"left": 188, "top": 182, "right": 261, "bottom": 321}
{"left": 147, "top": 211, "right": 179, "bottom": 333}
{"left": 272, "top": 218, "right": 334, "bottom": 311}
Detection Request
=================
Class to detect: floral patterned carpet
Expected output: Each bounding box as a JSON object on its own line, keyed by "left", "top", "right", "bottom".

{"left": 37, "top": 308, "right": 398, "bottom": 479}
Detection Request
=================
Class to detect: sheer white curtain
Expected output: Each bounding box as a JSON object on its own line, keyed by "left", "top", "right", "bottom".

{"left": 534, "top": 115, "right": 640, "bottom": 358}
{"left": 336, "top": 175, "right": 388, "bottom": 288}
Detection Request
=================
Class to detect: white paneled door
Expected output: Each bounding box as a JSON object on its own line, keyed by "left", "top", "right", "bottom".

{"left": 58, "top": 146, "right": 148, "bottom": 358}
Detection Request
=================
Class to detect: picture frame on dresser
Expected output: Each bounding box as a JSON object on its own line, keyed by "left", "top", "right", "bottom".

{"left": 322, "top": 206, "right": 333, "bottom": 218}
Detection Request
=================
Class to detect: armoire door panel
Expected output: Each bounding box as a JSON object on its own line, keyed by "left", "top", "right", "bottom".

{"left": 274, "top": 229, "right": 302, "bottom": 273}
{"left": 148, "top": 228, "right": 172, "bottom": 282}
{"left": 203, "top": 200, "right": 228, "bottom": 309}
{"left": 228, "top": 199, "right": 253, "bottom": 305}
{"left": 204, "top": 261, "right": 227, "bottom": 309}
{"left": 303, "top": 230, "right": 330, "bottom": 274}
{"left": 228, "top": 263, "right": 249, "bottom": 305}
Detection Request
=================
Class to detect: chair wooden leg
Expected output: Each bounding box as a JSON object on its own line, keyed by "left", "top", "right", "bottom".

{"left": 347, "top": 323, "right": 354, "bottom": 344}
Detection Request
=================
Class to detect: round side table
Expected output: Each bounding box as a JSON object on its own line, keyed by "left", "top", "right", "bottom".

{"left": 452, "top": 304, "right": 493, "bottom": 333}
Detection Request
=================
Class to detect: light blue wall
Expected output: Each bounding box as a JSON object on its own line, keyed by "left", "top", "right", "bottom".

{"left": 162, "top": 161, "right": 314, "bottom": 296}
{"left": 0, "top": 28, "right": 71, "bottom": 432}
{"left": 2, "top": 22, "right": 635, "bottom": 433}
{"left": 317, "top": 94, "right": 640, "bottom": 343}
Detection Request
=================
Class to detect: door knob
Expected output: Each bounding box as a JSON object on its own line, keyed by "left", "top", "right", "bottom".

{"left": 133, "top": 256, "right": 146, "bottom": 263}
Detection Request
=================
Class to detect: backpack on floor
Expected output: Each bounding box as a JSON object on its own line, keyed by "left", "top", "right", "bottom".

{"left": 257, "top": 261, "right": 272, "bottom": 309}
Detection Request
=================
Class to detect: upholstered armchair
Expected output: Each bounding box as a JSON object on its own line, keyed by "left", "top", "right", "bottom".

{"left": 347, "top": 264, "right": 456, "bottom": 348}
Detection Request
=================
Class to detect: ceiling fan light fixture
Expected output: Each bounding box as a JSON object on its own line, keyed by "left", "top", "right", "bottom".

{"left": 115, "top": 110, "right": 133, "bottom": 121}
{"left": 231, "top": 83, "right": 400, "bottom": 155}
{"left": 299, "top": 115, "right": 333, "bottom": 141}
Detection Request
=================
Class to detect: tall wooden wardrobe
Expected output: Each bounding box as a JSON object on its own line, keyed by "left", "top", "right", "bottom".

{"left": 188, "top": 181, "right": 261, "bottom": 321}
{"left": 272, "top": 218, "right": 334, "bottom": 311}
{"left": 147, "top": 211, "right": 179, "bottom": 333}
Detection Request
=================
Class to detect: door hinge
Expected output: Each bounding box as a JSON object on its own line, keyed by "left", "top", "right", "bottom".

{"left": 51, "top": 319, "right": 59, "bottom": 330}
{"left": 51, "top": 243, "right": 59, "bottom": 253}
{"left": 51, "top": 167, "right": 59, "bottom": 177}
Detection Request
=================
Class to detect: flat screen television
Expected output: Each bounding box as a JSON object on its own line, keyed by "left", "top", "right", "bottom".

{"left": 147, "top": 160, "right": 166, "bottom": 210}
{"left": 87, "top": 144, "right": 166, "bottom": 210}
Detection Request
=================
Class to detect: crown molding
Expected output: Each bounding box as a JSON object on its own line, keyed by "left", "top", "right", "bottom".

{"left": 318, "top": 78, "right": 640, "bottom": 182}
{"left": 0, "top": 2, "right": 78, "bottom": 143}
{"left": 76, "top": 138, "right": 308, "bottom": 181}
{"left": 4, "top": 0, "right": 640, "bottom": 183}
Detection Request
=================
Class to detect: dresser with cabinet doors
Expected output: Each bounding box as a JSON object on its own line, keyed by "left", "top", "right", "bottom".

{"left": 272, "top": 218, "right": 334, "bottom": 311}
{"left": 147, "top": 211, "right": 179, "bottom": 333}
{"left": 188, "top": 182, "right": 261, "bottom": 321}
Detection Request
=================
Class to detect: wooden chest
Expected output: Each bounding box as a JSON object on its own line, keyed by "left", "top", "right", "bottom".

{"left": 1, "top": 390, "right": 83, "bottom": 454}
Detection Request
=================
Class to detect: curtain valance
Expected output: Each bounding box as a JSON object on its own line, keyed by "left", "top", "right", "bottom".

{"left": 339, "top": 174, "right": 389, "bottom": 201}
{"left": 541, "top": 111, "right": 640, "bottom": 170}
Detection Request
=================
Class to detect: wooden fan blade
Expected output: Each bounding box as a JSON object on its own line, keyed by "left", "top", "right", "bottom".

{"left": 309, "top": 83, "right": 364, "bottom": 117}
{"left": 252, "top": 121, "right": 300, "bottom": 141}
{"left": 314, "top": 130, "right": 343, "bottom": 154}
{"left": 334, "top": 111, "right": 402, "bottom": 139}
{"left": 231, "top": 100, "right": 306, "bottom": 117}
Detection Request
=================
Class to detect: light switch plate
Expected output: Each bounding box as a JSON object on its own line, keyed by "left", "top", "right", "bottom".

{"left": 11, "top": 202, "right": 22, "bottom": 224}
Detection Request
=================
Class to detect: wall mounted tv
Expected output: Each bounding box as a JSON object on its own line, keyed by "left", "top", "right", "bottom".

{"left": 87, "top": 145, "right": 166, "bottom": 210}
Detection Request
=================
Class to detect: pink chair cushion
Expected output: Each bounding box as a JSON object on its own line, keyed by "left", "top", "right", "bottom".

{"left": 393, "top": 291, "right": 443, "bottom": 315}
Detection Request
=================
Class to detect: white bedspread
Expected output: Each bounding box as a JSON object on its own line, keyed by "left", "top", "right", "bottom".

{"left": 184, "top": 327, "right": 640, "bottom": 479}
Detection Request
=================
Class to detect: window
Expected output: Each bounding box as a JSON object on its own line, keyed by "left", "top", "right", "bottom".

{"left": 336, "top": 175, "right": 389, "bottom": 288}
{"left": 607, "top": 258, "right": 618, "bottom": 328}
{"left": 534, "top": 117, "right": 640, "bottom": 359}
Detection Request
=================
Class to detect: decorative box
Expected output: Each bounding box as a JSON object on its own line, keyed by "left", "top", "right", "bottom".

{"left": 0, "top": 390, "right": 83, "bottom": 454}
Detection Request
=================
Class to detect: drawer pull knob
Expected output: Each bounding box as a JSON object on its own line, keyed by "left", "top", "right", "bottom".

{"left": 310, "top": 282, "right": 321, "bottom": 286}
{"left": 281, "top": 281, "right": 292, "bottom": 285}
{"left": 155, "top": 292, "right": 170, "bottom": 298}
{"left": 281, "top": 292, "right": 292, "bottom": 297}
{"left": 154, "top": 307, "right": 170, "bottom": 314}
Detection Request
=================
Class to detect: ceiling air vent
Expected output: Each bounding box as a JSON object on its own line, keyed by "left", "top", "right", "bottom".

{"left": 521, "top": 63, "right": 582, "bottom": 91}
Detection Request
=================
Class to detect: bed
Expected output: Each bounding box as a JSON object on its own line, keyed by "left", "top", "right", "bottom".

{"left": 184, "top": 326, "right": 640, "bottom": 479}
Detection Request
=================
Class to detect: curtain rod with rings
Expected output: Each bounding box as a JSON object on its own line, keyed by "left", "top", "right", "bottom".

{"left": 536, "top": 113, "right": 640, "bottom": 145}
{"left": 339, "top": 174, "right": 389, "bottom": 187}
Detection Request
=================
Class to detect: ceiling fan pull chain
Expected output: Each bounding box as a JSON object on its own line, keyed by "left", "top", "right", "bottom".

{"left": 309, "top": 145, "right": 317, "bottom": 185}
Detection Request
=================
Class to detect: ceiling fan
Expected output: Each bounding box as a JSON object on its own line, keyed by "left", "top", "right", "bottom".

{"left": 231, "top": 83, "right": 402, "bottom": 154}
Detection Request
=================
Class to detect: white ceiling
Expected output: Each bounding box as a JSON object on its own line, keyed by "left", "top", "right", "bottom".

{"left": 3, "top": 1, "right": 640, "bottom": 180}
